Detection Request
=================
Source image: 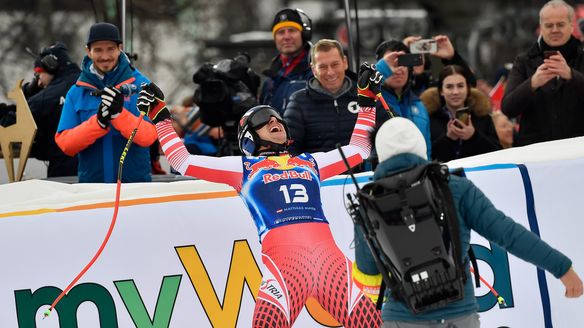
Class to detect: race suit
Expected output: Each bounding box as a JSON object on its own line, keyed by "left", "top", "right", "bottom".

{"left": 155, "top": 105, "right": 381, "bottom": 327}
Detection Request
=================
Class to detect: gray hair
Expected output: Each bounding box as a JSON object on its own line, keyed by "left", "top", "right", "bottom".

{"left": 539, "top": 0, "right": 575, "bottom": 24}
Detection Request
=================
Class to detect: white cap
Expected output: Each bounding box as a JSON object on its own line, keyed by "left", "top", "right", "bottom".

{"left": 375, "top": 117, "right": 427, "bottom": 162}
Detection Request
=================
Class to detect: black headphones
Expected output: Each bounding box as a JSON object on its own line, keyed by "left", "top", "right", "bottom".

{"left": 40, "top": 53, "right": 59, "bottom": 73}
{"left": 295, "top": 8, "right": 312, "bottom": 44}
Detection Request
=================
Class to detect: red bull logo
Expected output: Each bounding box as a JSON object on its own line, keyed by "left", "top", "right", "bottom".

{"left": 286, "top": 156, "right": 316, "bottom": 171}
{"left": 244, "top": 159, "right": 281, "bottom": 179}
{"left": 263, "top": 170, "right": 312, "bottom": 184}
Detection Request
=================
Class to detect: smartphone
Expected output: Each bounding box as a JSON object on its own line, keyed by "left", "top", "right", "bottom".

{"left": 410, "top": 39, "right": 437, "bottom": 54}
{"left": 397, "top": 54, "right": 423, "bottom": 67}
{"left": 455, "top": 107, "right": 470, "bottom": 125}
{"left": 544, "top": 50, "right": 559, "bottom": 59}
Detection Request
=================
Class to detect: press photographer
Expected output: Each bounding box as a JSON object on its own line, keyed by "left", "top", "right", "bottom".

{"left": 0, "top": 42, "right": 79, "bottom": 178}
{"left": 192, "top": 53, "right": 260, "bottom": 155}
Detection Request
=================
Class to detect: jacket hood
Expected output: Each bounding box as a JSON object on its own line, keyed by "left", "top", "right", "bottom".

{"left": 420, "top": 86, "right": 491, "bottom": 117}
{"left": 373, "top": 153, "right": 428, "bottom": 180}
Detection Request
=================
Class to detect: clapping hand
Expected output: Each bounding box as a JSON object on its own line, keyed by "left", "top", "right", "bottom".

{"left": 97, "top": 86, "right": 123, "bottom": 129}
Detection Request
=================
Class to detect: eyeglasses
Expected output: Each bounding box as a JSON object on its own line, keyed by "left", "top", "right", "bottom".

{"left": 541, "top": 21, "right": 570, "bottom": 30}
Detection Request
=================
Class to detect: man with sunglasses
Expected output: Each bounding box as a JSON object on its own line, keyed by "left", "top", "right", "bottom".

{"left": 138, "top": 63, "right": 383, "bottom": 327}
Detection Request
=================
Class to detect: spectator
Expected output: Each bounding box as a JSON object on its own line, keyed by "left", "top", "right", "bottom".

{"left": 55, "top": 22, "right": 157, "bottom": 183}
{"left": 420, "top": 65, "right": 501, "bottom": 162}
{"left": 170, "top": 96, "right": 220, "bottom": 156}
{"left": 0, "top": 42, "right": 79, "bottom": 178}
{"left": 354, "top": 117, "right": 583, "bottom": 327}
{"left": 401, "top": 35, "right": 477, "bottom": 95}
{"left": 284, "top": 39, "right": 359, "bottom": 155}
{"left": 259, "top": 8, "right": 313, "bottom": 115}
{"left": 373, "top": 40, "right": 432, "bottom": 160}
{"left": 502, "top": 0, "right": 584, "bottom": 146}
{"left": 492, "top": 111, "right": 515, "bottom": 148}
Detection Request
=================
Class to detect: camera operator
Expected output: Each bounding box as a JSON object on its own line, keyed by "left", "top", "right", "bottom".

{"left": 192, "top": 53, "right": 260, "bottom": 156}
{"left": 0, "top": 42, "right": 79, "bottom": 178}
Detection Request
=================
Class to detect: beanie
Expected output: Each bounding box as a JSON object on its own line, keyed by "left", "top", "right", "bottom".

{"left": 375, "top": 117, "right": 427, "bottom": 162}
{"left": 272, "top": 9, "right": 303, "bottom": 36}
{"left": 375, "top": 40, "right": 409, "bottom": 61}
{"left": 87, "top": 22, "right": 122, "bottom": 46}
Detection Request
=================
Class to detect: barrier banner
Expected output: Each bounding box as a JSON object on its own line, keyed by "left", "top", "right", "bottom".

{"left": 1, "top": 157, "right": 583, "bottom": 327}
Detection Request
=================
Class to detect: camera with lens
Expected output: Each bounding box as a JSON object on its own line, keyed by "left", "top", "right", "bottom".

{"left": 192, "top": 53, "right": 260, "bottom": 155}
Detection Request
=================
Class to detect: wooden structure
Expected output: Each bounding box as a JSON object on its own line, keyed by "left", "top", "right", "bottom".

{"left": 0, "top": 80, "right": 37, "bottom": 182}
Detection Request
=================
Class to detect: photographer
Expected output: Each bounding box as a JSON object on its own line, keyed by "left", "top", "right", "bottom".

{"left": 0, "top": 42, "right": 79, "bottom": 178}
{"left": 192, "top": 53, "right": 260, "bottom": 156}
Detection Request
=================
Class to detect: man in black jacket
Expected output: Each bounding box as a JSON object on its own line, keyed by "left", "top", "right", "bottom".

{"left": 283, "top": 39, "right": 359, "bottom": 156}
{"left": 0, "top": 42, "right": 79, "bottom": 177}
{"left": 502, "top": 0, "right": 584, "bottom": 146}
{"left": 260, "top": 8, "right": 314, "bottom": 115}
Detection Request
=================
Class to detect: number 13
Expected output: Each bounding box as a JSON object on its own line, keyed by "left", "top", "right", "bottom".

{"left": 279, "top": 184, "right": 309, "bottom": 203}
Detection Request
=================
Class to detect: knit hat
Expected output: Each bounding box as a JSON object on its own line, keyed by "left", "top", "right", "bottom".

{"left": 375, "top": 117, "right": 427, "bottom": 162}
{"left": 87, "top": 22, "right": 122, "bottom": 46}
{"left": 272, "top": 9, "right": 303, "bottom": 36}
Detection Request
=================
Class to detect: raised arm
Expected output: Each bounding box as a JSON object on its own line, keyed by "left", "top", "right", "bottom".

{"left": 314, "top": 63, "right": 381, "bottom": 180}
{"left": 138, "top": 83, "right": 243, "bottom": 189}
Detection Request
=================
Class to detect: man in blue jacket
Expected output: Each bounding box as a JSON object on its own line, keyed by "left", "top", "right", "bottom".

{"left": 260, "top": 8, "right": 313, "bottom": 115}
{"left": 374, "top": 40, "right": 432, "bottom": 160}
{"left": 353, "top": 117, "right": 583, "bottom": 327}
{"left": 56, "top": 22, "right": 157, "bottom": 183}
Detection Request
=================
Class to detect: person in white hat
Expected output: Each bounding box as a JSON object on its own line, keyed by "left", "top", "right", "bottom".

{"left": 354, "top": 117, "right": 583, "bottom": 327}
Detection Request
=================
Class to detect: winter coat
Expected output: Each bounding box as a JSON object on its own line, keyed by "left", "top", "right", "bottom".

{"left": 502, "top": 37, "right": 584, "bottom": 146}
{"left": 355, "top": 153, "right": 572, "bottom": 322}
{"left": 56, "top": 53, "right": 156, "bottom": 183}
{"left": 283, "top": 75, "right": 359, "bottom": 155}
{"left": 421, "top": 87, "right": 501, "bottom": 162}
{"left": 259, "top": 44, "right": 313, "bottom": 115}
{"left": 22, "top": 64, "right": 80, "bottom": 177}
{"left": 375, "top": 57, "right": 432, "bottom": 159}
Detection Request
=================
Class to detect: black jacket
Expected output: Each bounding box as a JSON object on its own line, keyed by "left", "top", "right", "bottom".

{"left": 502, "top": 37, "right": 584, "bottom": 146}
{"left": 283, "top": 74, "right": 359, "bottom": 155}
{"left": 421, "top": 87, "right": 501, "bottom": 162}
{"left": 28, "top": 63, "right": 80, "bottom": 177}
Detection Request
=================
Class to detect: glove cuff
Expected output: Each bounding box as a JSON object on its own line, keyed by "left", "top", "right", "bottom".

{"left": 357, "top": 95, "right": 377, "bottom": 108}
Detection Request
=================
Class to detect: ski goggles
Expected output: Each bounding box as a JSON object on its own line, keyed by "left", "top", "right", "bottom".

{"left": 246, "top": 107, "right": 284, "bottom": 130}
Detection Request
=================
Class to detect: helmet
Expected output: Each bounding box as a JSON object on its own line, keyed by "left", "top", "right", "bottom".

{"left": 237, "top": 105, "right": 289, "bottom": 156}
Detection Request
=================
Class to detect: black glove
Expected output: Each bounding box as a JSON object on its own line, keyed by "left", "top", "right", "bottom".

{"left": 357, "top": 62, "right": 383, "bottom": 108}
{"left": 23, "top": 74, "right": 42, "bottom": 98}
{"left": 137, "top": 82, "right": 170, "bottom": 124}
{"left": 97, "top": 86, "right": 124, "bottom": 129}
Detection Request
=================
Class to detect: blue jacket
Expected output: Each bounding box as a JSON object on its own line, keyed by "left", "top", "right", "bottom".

{"left": 355, "top": 153, "right": 572, "bottom": 322}
{"left": 57, "top": 53, "right": 154, "bottom": 183}
{"left": 260, "top": 44, "right": 313, "bottom": 115}
{"left": 375, "top": 58, "right": 432, "bottom": 159}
